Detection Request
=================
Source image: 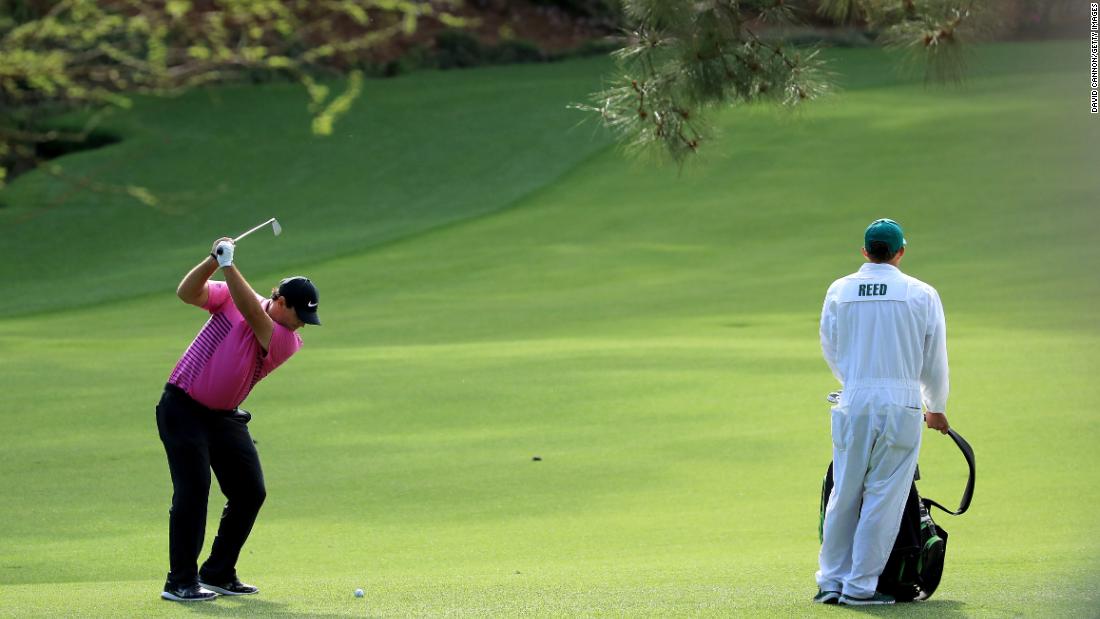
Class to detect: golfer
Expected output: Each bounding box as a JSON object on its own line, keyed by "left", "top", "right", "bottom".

{"left": 156, "top": 238, "right": 320, "bottom": 602}
{"left": 814, "top": 219, "right": 949, "bottom": 606}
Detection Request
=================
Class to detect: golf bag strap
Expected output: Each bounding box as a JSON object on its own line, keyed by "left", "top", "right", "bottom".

{"left": 922, "top": 428, "right": 976, "bottom": 516}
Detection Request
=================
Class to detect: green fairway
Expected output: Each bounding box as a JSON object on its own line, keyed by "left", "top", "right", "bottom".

{"left": 0, "top": 58, "right": 614, "bottom": 317}
{"left": 1, "top": 41, "right": 1098, "bottom": 617}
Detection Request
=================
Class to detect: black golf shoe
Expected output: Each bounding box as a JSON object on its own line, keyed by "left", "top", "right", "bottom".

{"left": 161, "top": 583, "right": 218, "bottom": 602}
{"left": 839, "top": 592, "right": 895, "bottom": 605}
{"left": 198, "top": 578, "right": 259, "bottom": 596}
{"left": 812, "top": 589, "right": 841, "bottom": 604}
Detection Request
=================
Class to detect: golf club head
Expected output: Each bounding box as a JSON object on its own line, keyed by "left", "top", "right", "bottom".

{"left": 234, "top": 217, "right": 282, "bottom": 243}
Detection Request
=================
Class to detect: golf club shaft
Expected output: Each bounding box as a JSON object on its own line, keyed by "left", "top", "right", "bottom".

{"left": 234, "top": 218, "right": 277, "bottom": 243}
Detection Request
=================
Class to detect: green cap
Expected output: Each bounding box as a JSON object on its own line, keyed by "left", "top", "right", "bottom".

{"left": 864, "top": 218, "right": 907, "bottom": 253}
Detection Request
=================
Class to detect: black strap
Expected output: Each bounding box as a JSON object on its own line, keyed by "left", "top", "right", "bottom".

{"left": 922, "top": 428, "right": 975, "bottom": 516}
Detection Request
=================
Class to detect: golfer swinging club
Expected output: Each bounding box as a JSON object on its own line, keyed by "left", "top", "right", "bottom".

{"left": 156, "top": 238, "right": 320, "bottom": 602}
{"left": 814, "top": 219, "right": 950, "bottom": 606}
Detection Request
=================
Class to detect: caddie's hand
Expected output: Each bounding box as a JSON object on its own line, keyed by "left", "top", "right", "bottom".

{"left": 213, "top": 240, "right": 235, "bottom": 269}
{"left": 924, "top": 412, "right": 950, "bottom": 435}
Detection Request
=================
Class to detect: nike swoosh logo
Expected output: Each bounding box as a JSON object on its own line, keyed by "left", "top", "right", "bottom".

{"left": 307, "top": 302, "right": 318, "bottom": 309}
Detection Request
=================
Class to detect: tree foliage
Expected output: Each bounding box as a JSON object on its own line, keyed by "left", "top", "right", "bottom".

{"left": 578, "top": 0, "right": 991, "bottom": 165}
{"left": 0, "top": 0, "right": 462, "bottom": 193}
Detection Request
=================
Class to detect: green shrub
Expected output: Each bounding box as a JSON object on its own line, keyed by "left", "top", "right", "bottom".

{"left": 434, "top": 31, "right": 552, "bottom": 71}
{"left": 530, "top": 0, "right": 620, "bottom": 17}
{"left": 367, "top": 45, "right": 435, "bottom": 77}
{"left": 489, "top": 39, "right": 546, "bottom": 64}
{"left": 435, "top": 30, "right": 486, "bottom": 69}
{"left": 562, "top": 38, "right": 620, "bottom": 59}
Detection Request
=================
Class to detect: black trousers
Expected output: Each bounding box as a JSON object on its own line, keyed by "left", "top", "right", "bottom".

{"left": 156, "top": 385, "right": 266, "bottom": 587}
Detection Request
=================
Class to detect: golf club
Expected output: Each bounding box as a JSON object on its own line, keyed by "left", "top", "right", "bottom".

{"left": 234, "top": 217, "right": 282, "bottom": 243}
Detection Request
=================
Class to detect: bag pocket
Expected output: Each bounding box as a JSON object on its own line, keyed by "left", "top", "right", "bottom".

{"left": 885, "top": 406, "right": 923, "bottom": 450}
{"left": 830, "top": 406, "right": 850, "bottom": 451}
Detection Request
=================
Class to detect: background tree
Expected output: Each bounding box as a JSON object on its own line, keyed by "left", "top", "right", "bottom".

{"left": 578, "top": 0, "right": 998, "bottom": 164}
{"left": 0, "top": 0, "right": 462, "bottom": 195}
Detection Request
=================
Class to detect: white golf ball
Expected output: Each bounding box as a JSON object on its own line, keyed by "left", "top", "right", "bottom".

{"left": 354, "top": 588, "right": 365, "bottom": 598}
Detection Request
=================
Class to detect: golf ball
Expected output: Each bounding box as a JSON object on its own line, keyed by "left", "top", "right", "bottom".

{"left": 354, "top": 588, "right": 364, "bottom": 598}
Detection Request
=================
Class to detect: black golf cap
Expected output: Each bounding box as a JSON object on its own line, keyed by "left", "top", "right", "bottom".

{"left": 277, "top": 276, "right": 321, "bottom": 325}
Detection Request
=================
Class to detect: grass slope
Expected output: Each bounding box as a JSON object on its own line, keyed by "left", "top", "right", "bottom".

{"left": 1, "top": 42, "right": 1098, "bottom": 616}
{"left": 0, "top": 58, "right": 612, "bottom": 317}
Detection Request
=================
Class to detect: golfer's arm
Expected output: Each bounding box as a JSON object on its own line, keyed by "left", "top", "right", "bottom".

{"left": 177, "top": 257, "right": 218, "bottom": 307}
{"left": 221, "top": 265, "right": 274, "bottom": 352}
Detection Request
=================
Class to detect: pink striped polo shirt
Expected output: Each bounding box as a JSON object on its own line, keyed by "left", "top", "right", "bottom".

{"left": 168, "top": 281, "right": 302, "bottom": 410}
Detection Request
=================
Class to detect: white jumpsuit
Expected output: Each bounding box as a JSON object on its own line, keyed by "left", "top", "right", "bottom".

{"left": 816, "top": 262, "right": 949, "bottom": 598}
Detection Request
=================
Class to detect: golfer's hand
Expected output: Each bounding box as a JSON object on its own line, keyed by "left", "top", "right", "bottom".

{"left": 213, "top": 240, "right": 235, "bottom": 269}
{"left": 924, "top": 412, "right": 950, "bottom": 435}
{"left": 209, "top": 237, "right": 233, "bottom": 260}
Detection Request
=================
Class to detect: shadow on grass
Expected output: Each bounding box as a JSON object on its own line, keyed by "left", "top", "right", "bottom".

{"left": 178, "top": 597, "right": 351, "bottom": 618}
{"left": 836, "top": 599, "right": 967, "bottom": 617}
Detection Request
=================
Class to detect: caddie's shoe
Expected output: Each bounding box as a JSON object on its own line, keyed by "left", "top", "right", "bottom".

{"left": 839, "top": 592, "right": 895, "bottom": 606}
{"left": 161, "top": 583, "right": 218, "bottom": 602}
{"left": 198, "top": 578, "right": 259, "bottom": 596}
{"left": 813, "top": 590, "right": 841, "bottom": 604}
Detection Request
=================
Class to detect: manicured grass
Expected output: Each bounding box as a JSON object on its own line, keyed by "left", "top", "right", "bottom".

{"left": 0, "top": 58, "right": 613, "bottom": 317}
{"left": 1, "top": 41, "right": 1097, "bottom": 616}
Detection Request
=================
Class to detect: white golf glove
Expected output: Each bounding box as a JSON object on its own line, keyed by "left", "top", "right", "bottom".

{"left": 213, "top": 241, "right": 235, "bottom": 268}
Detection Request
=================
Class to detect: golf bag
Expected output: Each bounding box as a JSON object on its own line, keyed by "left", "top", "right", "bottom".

{"left": 818, "top": 429, "right": 975, "bottom": 602}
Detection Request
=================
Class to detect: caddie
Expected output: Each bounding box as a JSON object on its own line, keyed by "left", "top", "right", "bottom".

{"left": 814, "top": 219, "right": 950, "bottom": 606}
{"left": 156, "top": 237, "right": 320, "bottom": 602}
